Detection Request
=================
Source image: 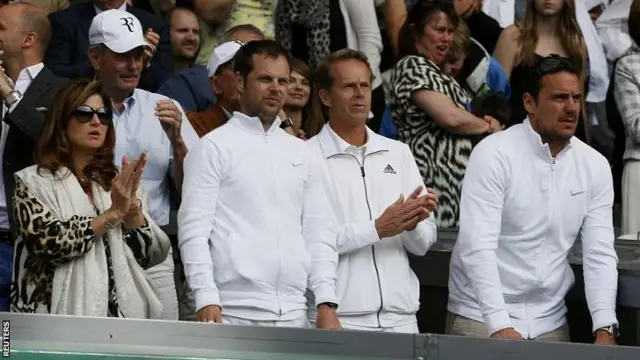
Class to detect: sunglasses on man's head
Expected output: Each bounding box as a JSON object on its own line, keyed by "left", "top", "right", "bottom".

{"left": 74, "top": 105, "right": 112, "bottom": 125}
{"left": 536, "top": 54, "right": 575, "bottom": 77}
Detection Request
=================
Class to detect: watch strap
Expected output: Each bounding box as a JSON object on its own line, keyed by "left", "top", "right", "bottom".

{"left": 280, "top": 118, "right": 294, "bottom": 129}
{"left": 596, "top": 324, "right": 620, "bottom": 338}
{"left": 317, "top": 302, "right": 338, "bottom": 310}
{"left": 4, "top": 90, "right": 22, "bottom": 107}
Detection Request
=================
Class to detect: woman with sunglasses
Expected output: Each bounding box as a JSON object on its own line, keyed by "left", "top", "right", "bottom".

{"left": 9, "top": 78, "right": 170, "bottom": 318}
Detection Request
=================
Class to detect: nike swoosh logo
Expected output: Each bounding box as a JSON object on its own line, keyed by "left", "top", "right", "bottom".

{"left": 292, "top": 162, "right": 302, "bottom": 167}
{"left": 570, "top": 190, "right": 585, "bottom": 196}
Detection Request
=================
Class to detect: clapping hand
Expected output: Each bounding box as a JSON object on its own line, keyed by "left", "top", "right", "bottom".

{"left": 143, "top": 28, "right": 160, "bottom": 68}
{"left": 0, "top": 50, "right": 12, "bottom": 96}
{"left": 404, "top": 186, "right": 438, "bottom": 231}
{"left": 156, "top": 99, "right": 182, "bottom": 142}
{"left": 110, "top": 153, "right": 148, "bottom": 220}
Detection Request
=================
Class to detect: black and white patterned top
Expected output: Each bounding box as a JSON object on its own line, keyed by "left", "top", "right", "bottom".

{"left": 389, "top": 55, "right": 473, "bottom": 228}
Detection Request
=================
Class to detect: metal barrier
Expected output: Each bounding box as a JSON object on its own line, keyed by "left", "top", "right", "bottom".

{"left": 5, "top": 313, "right": 640, "bottom": 360}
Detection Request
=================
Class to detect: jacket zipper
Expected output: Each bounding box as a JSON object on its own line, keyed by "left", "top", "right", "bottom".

{"left": 265, "top": 133, "right": 283, "bottom": 316}
{"left": 328, "top": 150, "right": 386, "bottom": 327}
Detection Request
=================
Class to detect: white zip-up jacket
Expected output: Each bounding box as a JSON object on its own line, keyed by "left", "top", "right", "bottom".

{"left": 448, "top": 119, "right": 618, "bottom": 338}
{"left": 306, "top": 124, "right": 437, "bottom": 328}
{"left": 178, "top": 112, "right": 339, "bottom": 321}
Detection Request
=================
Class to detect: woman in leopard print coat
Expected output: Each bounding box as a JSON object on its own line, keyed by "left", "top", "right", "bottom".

{"left": 10, "top": 79, "right": 170, "bottom": 317}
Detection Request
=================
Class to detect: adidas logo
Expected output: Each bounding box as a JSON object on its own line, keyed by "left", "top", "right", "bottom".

{"left": 383, "top": 164, "right": 396, "bottom": 174}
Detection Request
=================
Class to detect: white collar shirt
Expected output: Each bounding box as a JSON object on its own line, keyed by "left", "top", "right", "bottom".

{"left": 112, "top": 88, "right": 199, "bottom": 225}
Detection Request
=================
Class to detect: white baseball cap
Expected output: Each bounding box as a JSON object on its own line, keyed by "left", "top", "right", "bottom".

{"left": 89, "top": 9, "right": 148, "bottom": 54}
{"left": 206, "top": 41, "right": 244, "bottom": 78}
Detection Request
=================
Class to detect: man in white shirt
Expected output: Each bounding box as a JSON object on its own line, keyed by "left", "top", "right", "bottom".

{"left": 178, "top": 40, "right": 341, "bottom": 329}
{"left": 306, "top": 49, "right": 438, "bottom": 333}
{"left": 0, "top": 2, "right": 66, "bottom": 311}
{"left": 88, "top": 9, "right": 200, "bottom": 320}
{"left": 447, "top": 55, "right": 619, "bottom": 345}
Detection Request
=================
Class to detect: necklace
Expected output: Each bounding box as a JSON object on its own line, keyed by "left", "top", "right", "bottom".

{"left": 78, "top": 176, "right": 91, "bottom": 191}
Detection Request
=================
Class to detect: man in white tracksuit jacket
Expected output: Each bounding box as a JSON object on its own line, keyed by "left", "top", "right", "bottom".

{"left": 306, "top": 49, "right": 438, "bottom": 333}
{"left": 178, "top": 40, "right": 341, "bottom": 328}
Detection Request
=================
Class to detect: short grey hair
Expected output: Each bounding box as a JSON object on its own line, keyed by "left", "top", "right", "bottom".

{"left": 222, "top": 24, "right": 265, "bottom": 42}
{"left": 89, "top": 43, "right": 108, "bottom": 56}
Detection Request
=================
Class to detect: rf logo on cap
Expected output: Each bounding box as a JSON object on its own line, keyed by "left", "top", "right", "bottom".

{"left": 120, "top": 17, "right": 135, "bottom": 32}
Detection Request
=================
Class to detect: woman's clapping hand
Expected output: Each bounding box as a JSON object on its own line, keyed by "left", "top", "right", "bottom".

{"left": 109, "top": 152, "right": 147, "bottom": 220}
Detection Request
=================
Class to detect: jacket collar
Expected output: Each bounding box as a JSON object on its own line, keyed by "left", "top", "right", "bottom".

{"left": 317, "top": 123, "right": 389, "bottom": 158}
{"left": 522, "top": 117, "right": 573, "bottom": 161}
{"left": 229, "top": 111, "right": 282, "bottom": 135}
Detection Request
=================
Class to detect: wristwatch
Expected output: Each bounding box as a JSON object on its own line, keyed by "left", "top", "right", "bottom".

{"left": 595, "top": 324, "right": 620, "bottom": 338}
{"left": 317, "top": 302, "right": 338, "bottom": 310}
{"left": 4, "top": 90, "right": 22, "bottom": 108}
{"left": 280, "top": 118, "right": 294, "bottom": 129}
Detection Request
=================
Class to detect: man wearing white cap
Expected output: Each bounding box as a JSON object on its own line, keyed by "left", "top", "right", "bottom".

{"left": 186, "top": 41, "right": 242, "bottom": 137}
{"left": 45, "top": 0, "right": 171, "bottom": 92}
{"left": 88, "top": 9, "right": 199, "bottom": 321}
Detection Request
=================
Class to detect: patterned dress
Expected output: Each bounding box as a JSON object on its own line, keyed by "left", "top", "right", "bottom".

{"left": 9, "top": 178, "right": 154, "bottom": 316}
{"left": 389, "top": 55, "right": 473, "bottom": 228}
{"left": 195, "top": 0, "right": 276, "bottom": 66}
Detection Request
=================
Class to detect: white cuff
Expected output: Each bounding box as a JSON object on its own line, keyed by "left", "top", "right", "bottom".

{"left": 193, "top": 288, "right": 221, "bottom": 313}
{"left": 483, "top": 310, "right": 512, "bottom": 335}
{"left": 314, "top": 284, "right": 339, "bottom": 308}
{"left": 591, "top": 308, "right": 618, "bottom": 332}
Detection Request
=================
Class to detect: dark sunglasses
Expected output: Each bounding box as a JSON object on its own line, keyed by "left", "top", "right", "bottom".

{"left": 74, "top": 105, "right": 112, "bottom": 125}
{"left": 536, "top": 54, "right": 575, "bottom": 77}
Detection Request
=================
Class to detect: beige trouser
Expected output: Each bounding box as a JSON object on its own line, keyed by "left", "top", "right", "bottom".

{"left": 445, "top": 312, "right": 570, "bottom": 342}
{"left": 222, "top": 314, "right": 310, "bottom": 328}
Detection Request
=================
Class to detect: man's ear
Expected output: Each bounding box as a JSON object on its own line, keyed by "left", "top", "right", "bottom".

{"left": 235, "top": 72, "right": 245, "bottom": 95}
{"left": 523, "top": 92, "right": 536, "bottom": 116}
{"left": 318, "top": 88, "right": 331, "bottom": 108}
{"left": 210, "top": 76, "right": 222, "bottom": 95}
{"left": 22, "top": 32, "right": 36, "bottom": 49}
{"left": 88, "top": 49, "right": 101, "bottom": 72}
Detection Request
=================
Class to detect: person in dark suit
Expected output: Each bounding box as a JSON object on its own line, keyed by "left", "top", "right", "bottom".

{"left": 0, "top": 2, "right": 67, "bottom": 311}
{"left": 44, "top": 0, "right": 171, "bottom": 92}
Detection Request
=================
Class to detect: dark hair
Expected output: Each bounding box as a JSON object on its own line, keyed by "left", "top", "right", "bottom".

{"left": 35, "top": 78, "right": 117, "bottom": 191}
{"left": 222, "top": 24, "right": 265, "bottom": 42}
{"left": 527, "top": 54, "right": 579, "bottom": 99}
{"left": 287, "top": 58, "right": 324, "bottom": 137}
{"left": 470, "top": 93, "right": 512, "bottom": 127}
{"left": 398, "top": 0, "right": 459, "bottom": 58}
{"left": 290, "top": 58, "right": 311, "bottom": 83}
{"left": 168, "top": 6, "right": 197, "bottom": 24}
{"left": 629, "top": 0, "right": 640, "bottom": 46}
{"left": 469, "top": 92, "right": 511, "bottom": 146}
{"left": 233, "top": 39, "right": 291, "bottom": 78}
